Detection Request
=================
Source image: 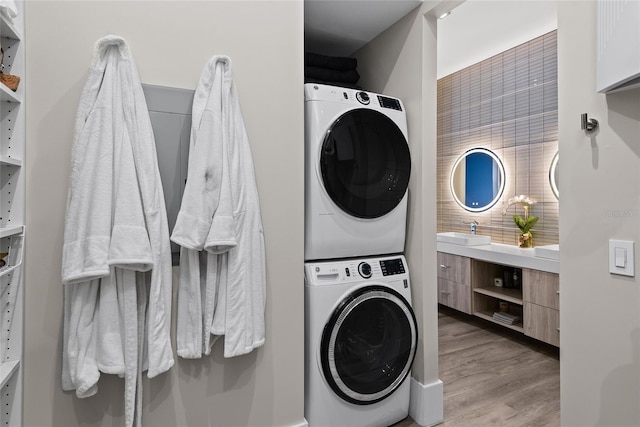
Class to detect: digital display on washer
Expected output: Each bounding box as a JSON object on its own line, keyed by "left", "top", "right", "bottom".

{"left": 377, "top": 96, "right": 402, "bottom": 111}
{"left": 380, "top": 258, "right": 405, "bottom": 276}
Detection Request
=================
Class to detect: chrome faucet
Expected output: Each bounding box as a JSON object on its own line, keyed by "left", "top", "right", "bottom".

{"left": 463, "top": 220, "right": 479, "bottom": 234}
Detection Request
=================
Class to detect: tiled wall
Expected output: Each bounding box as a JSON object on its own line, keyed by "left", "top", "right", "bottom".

{"left": 437, "top": 31, "right": 558, "bottom": 246}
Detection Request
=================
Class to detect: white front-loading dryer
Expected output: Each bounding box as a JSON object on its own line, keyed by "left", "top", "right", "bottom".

{"left": 304, "top": 83, "right": 411, "bottom": 261}
{"left": 304, "top": 255, "right": 418, "bottom": 427}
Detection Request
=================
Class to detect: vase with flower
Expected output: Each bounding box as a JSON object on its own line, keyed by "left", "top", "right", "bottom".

{"left": 502, "top": 195, "right": 538, "bottom": 248}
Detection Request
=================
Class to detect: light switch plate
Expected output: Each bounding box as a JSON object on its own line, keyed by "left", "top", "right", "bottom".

{"left": 609, "top": 239, "right": 635, "bottom": 276}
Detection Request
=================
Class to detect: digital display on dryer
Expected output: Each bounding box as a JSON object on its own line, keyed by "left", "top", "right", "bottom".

{"left": 380, "top": 258, "right": 405, "bottom": 276}
{"left": 377, "top": 96, "right": 402, "bottom": 111}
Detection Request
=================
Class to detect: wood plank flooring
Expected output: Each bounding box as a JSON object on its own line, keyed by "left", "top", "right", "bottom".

{"left": 394, "top": 307, "right": 560, "bottom": 426}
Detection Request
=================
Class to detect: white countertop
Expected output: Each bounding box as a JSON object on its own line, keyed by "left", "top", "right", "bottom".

{"left": 437, "top": 241, "right": 560, "bottom": 274}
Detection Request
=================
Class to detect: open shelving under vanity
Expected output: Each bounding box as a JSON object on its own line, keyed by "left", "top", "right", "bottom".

{"left": 437, "top": 241, "right": 560, "bottom": 347}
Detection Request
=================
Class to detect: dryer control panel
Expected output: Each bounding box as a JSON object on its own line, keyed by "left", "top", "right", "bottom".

{"left": 377, "top": 95, "right": 403, "bottom": 111}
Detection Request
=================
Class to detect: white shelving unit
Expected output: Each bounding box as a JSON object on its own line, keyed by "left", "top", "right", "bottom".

{"left": 0, "top": 2, "right": 24, "bottom": 425}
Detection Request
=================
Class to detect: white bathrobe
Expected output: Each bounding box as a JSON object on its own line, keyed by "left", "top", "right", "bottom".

{"left": 61, "top": 35, "right": 173, "bottom": 427}
{"left": 171, "top": 56, "right": 266, "bottom": 359}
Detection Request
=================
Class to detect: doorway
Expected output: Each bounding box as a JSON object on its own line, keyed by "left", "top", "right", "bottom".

{"left": 435, "top": 1, "right": 560, "bottom": 425}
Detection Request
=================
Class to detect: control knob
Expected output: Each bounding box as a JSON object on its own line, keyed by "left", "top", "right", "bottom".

{"left": 358, "top": 262, "right": 372, "bottom": 279}
{"left": 356, "top": 91, "right": 370, "bottom": 105}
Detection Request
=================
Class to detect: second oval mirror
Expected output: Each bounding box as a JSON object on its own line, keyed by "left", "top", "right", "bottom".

{"left": 549, "top": 151, "right": 559, "bottom": 199}
{"left": 450, "top": 148, "right": 506, "bottom": 212}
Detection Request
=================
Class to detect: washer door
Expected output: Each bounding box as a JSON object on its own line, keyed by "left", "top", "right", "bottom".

{"left": 320, "top": 109, "right": 411, "bottom": 219}
{"left": 320, "top": 286, "right": 418, "bottom": 405}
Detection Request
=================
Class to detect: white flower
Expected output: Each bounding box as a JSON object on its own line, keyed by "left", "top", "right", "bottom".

{"left": 502, "top": 194, "right": 537, "bottom": 215}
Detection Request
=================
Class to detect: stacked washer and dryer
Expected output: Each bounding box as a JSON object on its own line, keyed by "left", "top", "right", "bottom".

{"left": 304, "top": 83, "right": 418, "bottom": 427}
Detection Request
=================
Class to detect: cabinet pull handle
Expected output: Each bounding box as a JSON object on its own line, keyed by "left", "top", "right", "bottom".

{"left": 556, "top": 291, "right": 560, "bottom": 294}
{"left": 556, "top": 328, "right": 560, "bottom": 332}
{"left": 440, "top": 291, "right": 451, "bottom": 295}
{"left": 440, "top": 264, "right": 449, "bottom": 269}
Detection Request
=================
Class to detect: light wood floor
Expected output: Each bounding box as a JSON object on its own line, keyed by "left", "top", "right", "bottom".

{"left": 394, "top": 307, "right": 560, "bottom": 427}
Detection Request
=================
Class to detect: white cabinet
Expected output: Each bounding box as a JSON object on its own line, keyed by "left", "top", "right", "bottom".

{"left": 0, "top": 4, "right": 24, "bottom": 425}
{"left": 596, "top": 0, "right": 640, "bottom": 93}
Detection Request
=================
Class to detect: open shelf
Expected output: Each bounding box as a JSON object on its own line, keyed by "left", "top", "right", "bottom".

{"left": 473, "top": 286, "right": 523, "bottom": 305}
{"left": 0, "top": 6, "right": 22, "bottom": 426}
{"left": 474, "top": 311, "right": 524, "bottom": 333}
{"left": 0, "top": 155, "right": 22, "bottom": 167}
{"left": 0, "top": 14, "right": 21, "bottom": 40}
{"left": 0, "top": 83, "right": 21, "bottom": 103}
{"left": 0, "top": 360, "right": 19, "bottom": 388}
{"left": 0, "top": 225, "right": 23, "bottom": 239}
{"left": 0, "top": 231, "right": 23, "bottom": 278}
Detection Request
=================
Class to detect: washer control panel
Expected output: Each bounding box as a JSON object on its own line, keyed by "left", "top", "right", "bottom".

{"left": 306, "top": 256, "right": 408, "bottom": 285}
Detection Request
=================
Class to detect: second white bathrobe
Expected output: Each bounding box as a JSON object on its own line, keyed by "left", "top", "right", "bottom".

{"left": 171, "top": 56, "right": 266, "bottom": 359}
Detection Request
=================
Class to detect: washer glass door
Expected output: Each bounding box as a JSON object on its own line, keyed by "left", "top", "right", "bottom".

{"left": 320, "top": 109, "right": 411, "bottom": 219}
{"left": 320, "top": 286, "right": 418, "bottom": 405}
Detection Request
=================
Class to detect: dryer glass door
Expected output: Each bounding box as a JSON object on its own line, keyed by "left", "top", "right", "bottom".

{"left": 320, "top": 109, "right": 411, "bottom": 219}
{"left": 320, "top": 286, "right": 418, "bottom": 405}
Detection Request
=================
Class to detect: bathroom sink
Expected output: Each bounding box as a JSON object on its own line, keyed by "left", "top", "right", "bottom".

{"left": 534, "top": 244, "right": 560, "bottom": 260}
{"left": 437, "top": 232, "right": 491, "bottom": 246}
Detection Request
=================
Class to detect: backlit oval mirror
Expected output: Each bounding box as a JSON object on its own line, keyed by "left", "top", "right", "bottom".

{"left": 450, "top": 148, "right": 505, "bottom": 212}
{"left": 549, "top": 151, "right": 559, "bottom": 199}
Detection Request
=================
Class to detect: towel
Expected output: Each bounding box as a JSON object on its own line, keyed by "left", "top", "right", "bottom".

{"left": 171, "top": 55, "right": 266, "bottom": 359}
{"left": 0, "top": 0, "right": 17, "bottom": 20}
{"left": 305, "top": 52, "right": 357, "bottom": 71}
{"left": 62, "top": 35, "right": 173, "bottom": 427}
{"left": 304, "top": 66, "right": 360, "bottom": 84}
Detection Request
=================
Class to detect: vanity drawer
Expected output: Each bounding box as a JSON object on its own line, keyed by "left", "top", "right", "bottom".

{"left": 523, "top": 269, "right": 559, "bottom": 309}
{"left": 437, "top": 252, "right": 470, "bottom": 283}
{"left": 524, "top": 302, "right": 559, "bottom": 347}
{"left": 438, "top": 277, "right": 471, "bottom": 314}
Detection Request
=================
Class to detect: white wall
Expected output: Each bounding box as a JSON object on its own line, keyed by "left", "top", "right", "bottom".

{"left": 437, "top": 0, "right": 557, "bottom": 78}
{"left": 24, "top": 1, "right": 304, "bottom": 426}
{"left": 559, "top": 2, "right": 640, "bottom": 426}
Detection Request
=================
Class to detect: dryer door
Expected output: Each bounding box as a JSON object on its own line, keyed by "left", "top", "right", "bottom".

{"left": 320, "top": 109, "right": 411, "bottom": 219}
{"left": 320, "top": 286, "right": 418, "bottom": 405}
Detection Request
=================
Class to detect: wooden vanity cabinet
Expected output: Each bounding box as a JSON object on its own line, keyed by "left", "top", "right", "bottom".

{"left": 437, "top": 252, "right": 471, "bottom": 314}
{"left": 523, "top": 269, "right": 560, "bottom": 346}
{"left": 436, "top": 250, "right": 560, "bottom": 347}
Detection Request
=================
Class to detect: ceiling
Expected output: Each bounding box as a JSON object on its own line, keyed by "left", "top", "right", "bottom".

{"left": 304, "top": 0, "right": 422, "bottom": 57}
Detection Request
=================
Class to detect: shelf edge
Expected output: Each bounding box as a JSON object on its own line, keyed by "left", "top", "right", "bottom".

{"left": 0, "top": 156, "right": 23, "bottom": 167}
{"left": 0, "top": 360, "right": 20, "bottom": 388}
{"left": 0, "top": 82, "right": 21, "bottom": 103}
{"left": 0, "top": 225, "right": 24, "bottom": 238}
{"left": 0, "top": 14, "right": 22, "bottom": 40}
{"left": 473, "top": 287, "right": 523, "bottom": 305}
{"left": 474, "top": 311, "right": 524, "bottom": 333}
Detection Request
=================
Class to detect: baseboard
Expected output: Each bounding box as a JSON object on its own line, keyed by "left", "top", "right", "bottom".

{"left": 290, "top": 418, "right": 309, "bottom": 427}
{"left": 409, "top": 377, "right": 444, "bottom": 426}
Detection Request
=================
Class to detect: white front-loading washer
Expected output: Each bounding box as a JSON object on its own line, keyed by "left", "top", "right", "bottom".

{"left": 304, "top": 255, "right": 418, "bottom": 427}
{"left": 304, "top": 83, "right": 411, "bottom": 261}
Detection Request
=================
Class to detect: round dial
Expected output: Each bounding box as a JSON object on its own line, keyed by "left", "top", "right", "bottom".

{"left": 356, "top": 91, "right": 370, "bottom": 105}
{"left": 358, "top": 262, "right": 372, "bottom": 279}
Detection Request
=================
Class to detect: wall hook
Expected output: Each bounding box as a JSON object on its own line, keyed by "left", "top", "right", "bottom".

{"left": 581, "top": 113, "right": 599, "bottom": 132}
